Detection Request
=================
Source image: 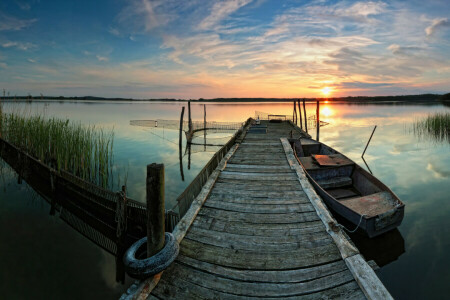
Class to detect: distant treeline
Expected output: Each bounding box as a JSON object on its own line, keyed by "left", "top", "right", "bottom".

{"left": 1, "top": 93, "right": 448, "bottom": 103}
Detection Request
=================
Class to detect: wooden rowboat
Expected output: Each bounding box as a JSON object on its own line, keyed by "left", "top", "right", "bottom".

{"left": 291, "top": 138, "right": 405, "bottom": 238}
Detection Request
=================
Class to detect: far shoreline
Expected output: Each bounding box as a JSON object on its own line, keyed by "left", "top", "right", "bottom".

{"left": 1, "top": 93, "right": 449, "bottom": 105}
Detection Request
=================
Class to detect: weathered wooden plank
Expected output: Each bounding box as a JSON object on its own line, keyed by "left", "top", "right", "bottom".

{"left": 192, "top": 215, "right": 326, "bottom": 236}
{"left": 224, "top": 167, "right": 293, "bottom": 173}
{"left": 207, "top": 194, "right": 310, "bottom": 205}
{"left": 186, "top": 226, "right": 333, "bottom": 252}
{"left": 221, "top": 170, "right": 296, "bottom": 177}
{"left": 163, "top": 261, "right": 356, "bottom": 297}
{"left": 225, "top": 163, "right": 291, "bottom": 170}
{"left": 177, "top": 254, "right": 347, "bottom": 283}
{"left": 345, "top": 254, "right": 393, "bottom": 300}
{"left": 197, "top": 207, "right": 320, "bottom": 224}
{"left": 209, "top": 189, "right": 306, "bottom": 198}
{"left": 214, "top": 179, "right": 303, "bottom": 193}
{"left": 219, "top": 174, "right": 298, "bottom": 182}
{"left": 227, "top": 158, "right": 287, "bottom": 165}
{"left": 204, "top": 199, "right": 315, "bottom": 214}
{"left": 215, "top": 178, "right": 302, "bottom": 187}
{"left": 180, "top": 238, "right": 341, "bottom": 270}
{"left": 153, "top": 272, "right": 366, "bottom": 300}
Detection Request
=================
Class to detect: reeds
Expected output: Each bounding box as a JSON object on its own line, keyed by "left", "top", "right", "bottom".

{"left": 0, "top": 111, "right": 115, "bottom": 189}
{"left": 412, "top": 112, "right": 450, "bottom": 143}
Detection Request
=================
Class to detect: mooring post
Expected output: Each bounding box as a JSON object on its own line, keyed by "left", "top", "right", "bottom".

{"left": 146, "top": 163, "right": 165, "bottom": 257}
{"left": 188, "top": 100, "right": 192, "bottom": 134}
{"left": 179, "top": 107, "right": 185, "bottom": 148}
{"left": 303, "top": 99, "right": 308, "bottom": 134}
{"left": 204, "top": 104, "right": 207, "bottom": 151}
{"left": 179, "top": 107, "right": 185, "bottom": 181}
{"left": 293, "top": 101, "right": 297, "bottom": 125}
{"left": 316, "top": 100, "right": 320, "bottom": 141}
{"left": 298, "top": 99, "right": 303, "bottom": 130}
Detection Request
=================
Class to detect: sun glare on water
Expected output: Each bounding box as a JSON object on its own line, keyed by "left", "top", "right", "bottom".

{"left": 321, "top": 87, "right": 332, "bottom": 96}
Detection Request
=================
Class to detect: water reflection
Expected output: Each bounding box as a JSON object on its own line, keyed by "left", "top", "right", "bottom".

{"left": 1, "top": 100, "right": 449, "bottom": 299}
{"left": 351, "top": 229, "right": 405, "bottom": 267}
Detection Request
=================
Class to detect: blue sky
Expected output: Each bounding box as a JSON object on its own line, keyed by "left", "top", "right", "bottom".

{"left": 0, "top": 0, "right": 449, "bottom": 98}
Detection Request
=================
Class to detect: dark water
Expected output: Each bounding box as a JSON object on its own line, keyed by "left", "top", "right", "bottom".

{"left": 0, "top": 101, "right": 449, "bottom": 299}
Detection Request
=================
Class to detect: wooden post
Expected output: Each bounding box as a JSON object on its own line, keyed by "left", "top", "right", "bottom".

{"left": 146, "top": 163, "right": 165, "bottom": 257}
{"left": 293, "top": 101, "right": 297, "bottom": 125}
{"left": 179, "top": 107, "right": 185, "bottom": 148}
{"left": 297, "top": 100, "right": 303, "bottom": 129}
{"left": 316, "top": 100, "right": 320, "bottom": 141}
{"left": 204, "top": 104, "right": 206, "bottom": 151}
{"left": 188, "top": 100, "right": 192, "bottom": 134}
{"left": 292, "top": 101, "right": 295, "bottom": 123}
{"left": 179, "top": 107, "right": 185, "bottom": 181}
{"left": 303, "top": 99, "right": 308, "bottom": 133}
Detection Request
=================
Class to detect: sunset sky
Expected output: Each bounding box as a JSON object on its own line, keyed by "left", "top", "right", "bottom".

{"left": 0, "top": 0, "right": 449, "bottom": 99}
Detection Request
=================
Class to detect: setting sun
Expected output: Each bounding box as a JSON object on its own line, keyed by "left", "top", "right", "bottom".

{"left": 321, "top": 87, "right": 332, "bottom": 96}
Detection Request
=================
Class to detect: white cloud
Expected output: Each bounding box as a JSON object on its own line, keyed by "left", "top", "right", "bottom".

{"left": 387, "top": 44, "right": 423, "bottom": 55}
{"left": 1, "top": 41, "right": 37, "bottom": 50}
{"left": 116, "top": 0, "right": 173, "bottom": 33}
{"left": 27, "top": 58, "right": 36, "bottom": 63}
{"left": 197, "top": 0, "right": 253, "bottom": 30}
{"left": 425, "top": 18, "right": 449, "bottom": 36}
{"left": 0, "top": 11, "right": 36, "bottom": 31}
{"left": 96, "top": 55, "right": 109, "bottom": 62}
{"left": 16, "top": 1, "right": 31, "bottom": 11}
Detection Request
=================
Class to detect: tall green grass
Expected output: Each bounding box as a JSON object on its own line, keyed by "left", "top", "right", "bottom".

{"left": 0, "top": 110, "right": 115, "bottom": 189}
{"left": 413, "top": 112, "right": 450, "bottom": 143}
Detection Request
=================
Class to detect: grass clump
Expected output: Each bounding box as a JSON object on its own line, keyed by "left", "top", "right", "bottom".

{"left": 413, "top": 112, "right": 450, "bottom": 143}
{"left": 0, "top": 111, "right": 115, "bottom": 189}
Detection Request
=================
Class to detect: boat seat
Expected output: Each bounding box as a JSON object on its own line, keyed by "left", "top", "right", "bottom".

{"left": 317, "top": 176, "right": 352, "bottom": 189}
{"left": 327, "top": 188, "right": 359, "bottom": 199}
{"left": 338, "top": 192, "right": 396, "bottom": 218}
{"left": 299, "top": 154, "right": 354, "bottom": 170}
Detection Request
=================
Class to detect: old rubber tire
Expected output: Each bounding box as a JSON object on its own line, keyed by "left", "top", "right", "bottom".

{"left": 123, "top": 232, "right": 179, "bottom": 279}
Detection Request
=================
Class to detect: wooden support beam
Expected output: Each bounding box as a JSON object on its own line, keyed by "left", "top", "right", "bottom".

{"left": 316, "top": 100, "right": 320, "bottom": 141}
{"left": 188, "top": 100, "right": 192, "bottom": 134}
{"left": 303, "top": 99, "right": 308, "bottom": 133}
{"left": 298, "top": 100, "right": 303, "bottom": 130}
{"left": 146, "top": 163, "right": 165, "bottom": 257}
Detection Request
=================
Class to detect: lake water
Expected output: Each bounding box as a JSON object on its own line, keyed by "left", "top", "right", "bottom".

{"left": 0, "top": 100, "right": 449, "bottom": 299}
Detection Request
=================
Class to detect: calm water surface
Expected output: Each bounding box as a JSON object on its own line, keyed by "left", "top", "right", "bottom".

{"left": 0, "top": 100, "right": 449, "bottom": 299}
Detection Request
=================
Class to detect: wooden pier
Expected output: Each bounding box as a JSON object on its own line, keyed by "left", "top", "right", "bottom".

{"left": 126, "top": 120, "right": 392, "bottom": 299}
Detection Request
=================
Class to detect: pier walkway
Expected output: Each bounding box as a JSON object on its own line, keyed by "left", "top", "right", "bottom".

{"left": 133, "top": 121, "right": 391, "bottom": 299}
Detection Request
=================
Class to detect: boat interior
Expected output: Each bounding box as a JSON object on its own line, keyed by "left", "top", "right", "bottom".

{"left": 294, "top": 138, "right": 400, "bottom": 218}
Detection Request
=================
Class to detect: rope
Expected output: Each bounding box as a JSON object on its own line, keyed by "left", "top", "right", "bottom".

{"left": 338, "top": 214, "right": 367, "bottom": 233}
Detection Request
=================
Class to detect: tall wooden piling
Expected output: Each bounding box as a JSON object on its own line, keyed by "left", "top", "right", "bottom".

{"left": 204, "top": 104, "right": 207, "bottom": 151}
{"left": 303, "top": 99, "right": 308, "bottom": 133}
{"left": 179, "top": 107, "right": 185, "bottom": 181}
{"left": 188, "top": 101, "right": 192, "bottom": 134}
{"left": 316, "top": 100, "right": 320, "bottom": 141}
{"left": 146, "top": 163, "right": 165, "bottom": 257}
{"left": 293, "top": 101, "right": 297, "bottom": 125}
{"left": 298, "top": 100, "right": 303, "bottom": 129}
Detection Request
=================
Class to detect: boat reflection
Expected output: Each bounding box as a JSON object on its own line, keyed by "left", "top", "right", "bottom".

{"left": 334, "top": 214, "right": 405, "bottom": 268}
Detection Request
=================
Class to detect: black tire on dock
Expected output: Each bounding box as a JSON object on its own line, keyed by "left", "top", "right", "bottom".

{"left": 123, "top": 232, "right": 179, "bottom": 279}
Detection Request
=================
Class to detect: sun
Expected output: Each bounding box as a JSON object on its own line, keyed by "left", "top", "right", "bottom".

{"left": 321, "top": 87, "right": 332, "bottom": 96}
